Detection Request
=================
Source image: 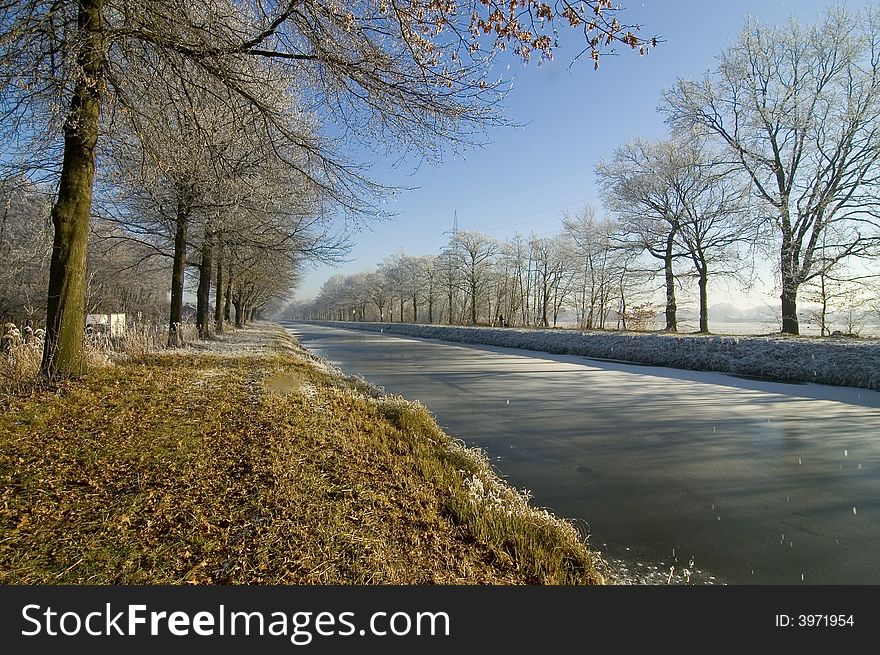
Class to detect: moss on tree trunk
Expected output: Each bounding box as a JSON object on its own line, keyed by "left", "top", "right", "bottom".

{"left": 698, "top": 272, "right": 709, "bottom": 333}
{"left": 41, "top": 0, "right": 105, "bottom": 378}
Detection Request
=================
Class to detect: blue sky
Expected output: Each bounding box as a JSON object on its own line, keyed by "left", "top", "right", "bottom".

{"left": 297, "top": 0, "right": 865, "bottom": 304}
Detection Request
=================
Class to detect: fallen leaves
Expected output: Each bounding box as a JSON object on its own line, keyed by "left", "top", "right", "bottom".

{"left": 0, "top": 325, "right": 603, "bottom": 585}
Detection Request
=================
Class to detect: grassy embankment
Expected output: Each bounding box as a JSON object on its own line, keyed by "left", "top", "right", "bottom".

{"left": 0, "top": 324, "right": 605, "bottom": 584}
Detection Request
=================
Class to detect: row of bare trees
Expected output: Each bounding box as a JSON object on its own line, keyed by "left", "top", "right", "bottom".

{"left": 300, "top": 191, "right": 877, "bottom": 334}
{"left": 303, "top": 4, "right": 880, "bottom": 335}
{"left": 1, "top": 1, "right": 652, "bottom": 376}
{"left": 300, "top": 218, "right": 654, "bottom": 331}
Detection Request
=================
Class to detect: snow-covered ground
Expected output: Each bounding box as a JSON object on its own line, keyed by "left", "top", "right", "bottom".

{"left": 310, "top": 321, "right": 880, "bottom": 391}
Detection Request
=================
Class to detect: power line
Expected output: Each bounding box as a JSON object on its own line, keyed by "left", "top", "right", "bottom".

{"left": 462, "top": 195, "right": 597, "bottom": 232}
{"left": 452, "top": 163, "right": 593, "bottom": 213}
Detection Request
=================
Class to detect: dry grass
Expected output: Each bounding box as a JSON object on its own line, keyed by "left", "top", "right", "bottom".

{"left": 0, "top": 341, "right": 43, "bottom": 396}
{"left": 0, "top": 324, "right": 605, "bottom": 585}
{"left": 0, "top": 322, "right": 199, "bottom": 401}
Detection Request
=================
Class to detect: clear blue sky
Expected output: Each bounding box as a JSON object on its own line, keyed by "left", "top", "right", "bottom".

{"left": 296, "top": 0, "right": 865, "bottom": 303}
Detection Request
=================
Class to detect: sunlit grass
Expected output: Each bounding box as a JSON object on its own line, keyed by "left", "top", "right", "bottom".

{"left": 0, "top": 325, "right": 606, "bottom": 584}
{"left": 0, "top": 321, "right": 200, "bottom": 401}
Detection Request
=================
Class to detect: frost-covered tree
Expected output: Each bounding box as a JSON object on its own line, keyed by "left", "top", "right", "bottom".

{"left": 85, "top": 222, "right": 171, "bottom": 323}
{"left": 597, "top": 138, "right": 691, "bottom": 332}
{"left": 562, "top": 208, "right": 623, "bottom": 330}
{"left": 666, "top": 136, "right": 753, "bottom": 333}
{"left": 363, "top": 271, "right": 389, "bottom": 322}
{"left": 663, "top": 5, "right": 880, "bottom": 334}
{"left": 434, "top": 244, "right": 457, "bottom": 325}
{"left": 598, "top": 134, "right": 754, "bottom": 332}
{"left": 528, "top": 234, "right": 575, "bottom": 327}
{"left": 418, "top": 255, "right": 441, "bottom": 324}
{"left": 451, "top": 230, "right": 498, "bottom": 325}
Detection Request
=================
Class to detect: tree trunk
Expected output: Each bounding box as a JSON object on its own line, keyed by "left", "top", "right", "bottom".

{"left": 41, "top": 0, "right": 105, "bottom": 377}
{"left": 781, "top": 283, "right": 800, "bottom": 335}
{"left": 223, "top": 264, "right": 233, "bottom": 323}
{"left": 541, "top": 279, "right": 549, "bottom": 327}
{"left": 234, "top": 299, "right": 243, "bottom": 328}
{"left": 780, "top": 232, "right": 800, "bottom": 335}
{"left": 412, "top": 295, "right": 418, "bottom": 323}
{"left": 214, "top": 240, "right": 224, "bottom": 333}
{"left": 664, "top": 234, "right": 678, "bottom": 332}
{"left": 580, "top": 260, "right": 589, "bottom": 329}
{"left": 196, "top": 232, "right": 213, "bottom": 339}
{"left": 698, "top": 266, "right": 709, "bottom": 333}
{"left": 168, "top": 195, "right": 190, "bottom": 347}
{"left": 470, "top": 280, "right": 477, "bottom": 325}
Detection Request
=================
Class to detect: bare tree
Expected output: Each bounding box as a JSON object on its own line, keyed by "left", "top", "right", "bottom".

{"left": 395, "top": 255, "right": 431, "bottom": 323}
{"left": 98, "top": 62, "right": 348, "bottom": 344}
{"left": 363, "top": 271, "right": 389, "bottom": 322}
{"left": 491, "top": 241, "right": 524, "bottom": 327}
{"left": 597, "top": 138, "right": 690, "bottom": 331}
{"left": 229, "top": 242, "right": 303, "bottom": 325}
{"left": 381, "top": 253, "right": 407, "bottom": 322}
{"left": 562, "top": 207, "right": 621, "bottom": 329}
{"left": 0, "top": 0, "right": 652, "bottom": 376}
{"left": 663, "top": 5, "right": 880, "bottom": 334}
{"left": 451, "top": 230, "right": 498, "bottom": 325}
{"left": 506, "top": 234, "right": 532, "bottom": 326}
{"left": 528, "top": 234, "right": 574, "bottom": 327}
{"left": 85, "top": 221, "right": 171, "bottom": 324}
{"left": 419, "top": 255, "right": 440, "bottom": 324}
{"left": 668, "top": 135, "right": 754, "bottom": 333}
{"left": 802, "top": 251, "right": 879, "bottom": 336}
{"left": 437, "top": 242, "right": 462, "bottom": 325}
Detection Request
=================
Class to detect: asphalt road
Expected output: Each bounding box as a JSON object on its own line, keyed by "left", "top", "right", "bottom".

{"left": 284, "top": 321, "right": 880, "bottom": 584}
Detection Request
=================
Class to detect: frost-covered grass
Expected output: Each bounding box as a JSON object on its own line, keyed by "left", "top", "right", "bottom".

{"left": 318, "top": 322, "right": 880, "bottom": 391}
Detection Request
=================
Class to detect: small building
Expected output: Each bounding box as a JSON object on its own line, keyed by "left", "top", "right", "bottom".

{"left": 85, "top": 313, "right": 126, "bottom": 337}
